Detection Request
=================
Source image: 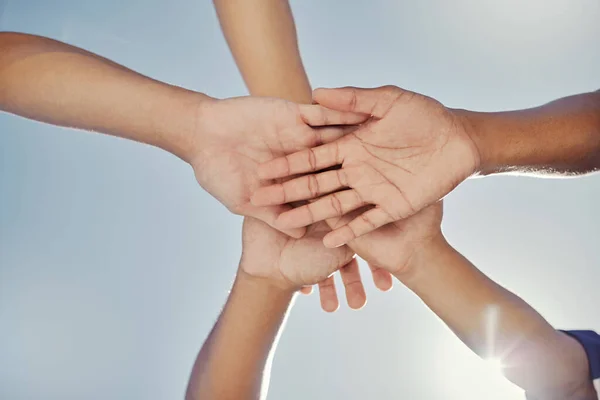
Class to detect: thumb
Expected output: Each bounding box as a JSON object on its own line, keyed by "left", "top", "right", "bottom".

{"left": 312, "top": 85, "right": 402, "bottom": 119}
{"left": 251, "top": 204, "right": 307, "bottom": 239}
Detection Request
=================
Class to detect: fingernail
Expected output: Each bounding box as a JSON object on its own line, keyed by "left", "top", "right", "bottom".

{"left": 323, "top": 236, "right": 345, "bottom": 249}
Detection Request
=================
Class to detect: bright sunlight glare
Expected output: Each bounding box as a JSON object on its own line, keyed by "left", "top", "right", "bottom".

{"left": 432, "top": 335, "right": 524, "bottom": 400}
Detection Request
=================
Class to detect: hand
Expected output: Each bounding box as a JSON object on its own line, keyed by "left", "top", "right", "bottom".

{"left": 240, "top": 217, "right": 377, "bottom": 312}
{"left": 251, "top": 86, "right": 478, "bottom": 247}
{"left": 189, "top": 96, "right": 366, "bottom": 238}
{"left": 327, "top": 202, "right": 444, "bottom": 276}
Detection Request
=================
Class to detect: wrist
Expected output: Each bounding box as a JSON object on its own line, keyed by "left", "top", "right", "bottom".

{"left": 154, "top": 88, "right": 215, "bottom": 164}
{"left": 237, "top": 268, "right": 298, "bottom": 297}
{"left": 452, "top": 109, "right": 501, "bottom": 175}
{"left": 392, "top": 233, "right": 452, "bottom": 286}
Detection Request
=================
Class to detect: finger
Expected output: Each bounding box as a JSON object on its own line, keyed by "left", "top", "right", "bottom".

{"left": 257, "top": 141, "right": 344, "bottom": 181}
{"left": 317, "top": 276, "right": 339, "bottom": 313}
{"left": 289, "top": 125, "right": 357, "bottom": 153}
{"left": 313, "top": 125, "right": 359, "bottom": 146}
{"left": 299, "top": 286, "right": 314, "bottom": 295}
{"left": 368, "top": 263, "right": 394, "bottom": 292}
{"left": 299, "top": 104, "right": 370, "bottom": 127}
{"left": 312, "top": 86, "right": 402, "bottom": 119}
{"left": 275, "top": 190, "right": 367, "bottom": 230}
{"left": 250, "top": 204, "right": 306, "bottom": 238}
{"left": 339, "top": 258, "right": 366, "bottom": 310}
{"left": 323, "top": 207, "right": 393, "bottom": 248}
{"left": 251, "top": 168, "right": 348, "bottom": 206}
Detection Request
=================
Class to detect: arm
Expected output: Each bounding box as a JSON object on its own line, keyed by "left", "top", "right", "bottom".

{"left": 0, "top": 32, "right": 364, "bottom": 236}
{"left": 185, "top": 271, "right": 295, "bottom": 400}
{"left": 186, "top": 218, "right": 354, "bottom": 399}
{"left": 325, "top": 203, "right": 597, "bottom": 398}
{"left": 397, "top": 237, "right": 597, "bottom": 399}
{"left": 461, "top": 90, "right": 600, "bottom": 176}
{"left": 213, "top": 0, "right": 312, "bottom": 103}
{"left": 0, "top": 32, "right": 205, "bottom": 162}
{"left": 251, "top": 86, "right": 600, "bottom": 245}
{"left": 213, "top": 0, "right": 394, "bottom": 308}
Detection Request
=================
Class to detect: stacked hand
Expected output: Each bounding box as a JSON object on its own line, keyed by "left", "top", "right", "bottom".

{"left": 190, "top": 95, "right": 367, "bottom": 238}
{"left": 250, "top": 86, "right": 478, "bottom": 248}
{"left": 189, "top": 95, "right": 394, "bottom": 310}
{"left": 239, "top": 201, "right": 444, "bottom": 307}
{"left": 190, "top": 87, "right": 463, "bottom": 310}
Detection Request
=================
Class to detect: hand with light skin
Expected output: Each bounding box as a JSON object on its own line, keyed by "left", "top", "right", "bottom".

{"left": 211, "top": 0, "right": 395, "bottom": 310}
{"left": 239, "top": 217, "right": 356, "bottom": 295}
{"left": 334, "top": 203, "right": 596, "bottom": 399}
{"left": 253, "top": 85, "right": 600, "bottom": 248}
{"left": 185, "top": 218, "right": 357, "bottom": 400}
{"left": 252, "top": 85, "right": 478, "bottom": 247}
{"left": 0, "top": 32, "right": 365, "bottom": 238}
{"left": 328, "top": 202, "right": 444, "bottom": 277}
{"left": 191, "top": 96, "right": 365, "bottom": 237}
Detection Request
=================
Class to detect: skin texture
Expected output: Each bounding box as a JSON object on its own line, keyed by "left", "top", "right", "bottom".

{"left": 0, "top": 32, "right": 364, "bottom": 237}
{"left": 191, "top": 96, "right": 364, "bottom": 238}
{"left": 185, "top": 218, "right": 355, "bottom": 400}
{"left": 188, "top": 198, "right": 596, "bottom": 399}
{"left": 213, "top": 0, "right": 394, "bottom": 311}
{"left": 207, "top": 2, "right": 599, "bottom": 397}
{"left": 254, "top": 85, "right": 600, "bottom": 247}
{"left": 335, "top": 202, "right": 595, "bottom": 399}
{"left": 395, "top": 235, "right": 596, "bottom": 399}
{"left": 253, "top": 86, "right": 479, "bottom": 247}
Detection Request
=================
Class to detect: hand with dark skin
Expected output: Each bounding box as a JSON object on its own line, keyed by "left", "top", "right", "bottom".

{"left": 252, "top": 86, "right": 478, "bottom": 246}
{"left": 253, "top": 85, "right": 600, "bottom": 247}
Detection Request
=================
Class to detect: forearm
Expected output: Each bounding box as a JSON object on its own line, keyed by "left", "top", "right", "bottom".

{"left": 459, "top": 90, "right": 600, "bottom": 176}
{"left": 0, "top": 32, "right": 210, "bottom": 162}
{"left": 186, "top": 270, "right": 295, "bottom": 400}
{"left": 397, "top": 237, "right": 593, "bottom": 398}
{"left": 214, "top": 0, "right": 312, "bottom": 103}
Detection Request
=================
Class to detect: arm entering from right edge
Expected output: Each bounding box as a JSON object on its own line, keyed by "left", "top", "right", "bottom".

{"left": 396, "top": 237, "right": 598, "bottom": 399}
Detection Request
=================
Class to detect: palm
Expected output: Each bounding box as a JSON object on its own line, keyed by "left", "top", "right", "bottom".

{"left": 191, "top": 97, "right": 363, "bottom": 235}
{"left": 328, "top": 203, "right": 443, "bottom": 276}
{"left": 339, "top": 92, "right": 472, "bottom": 219}
{"left": 240, "top": 218, "right": 354, "bottom": 288}
{"left": 192, "top": 97, "right": 312, "bottom": 233}
{"left": 252, "top": 86, "right": 478, "bottom": 247}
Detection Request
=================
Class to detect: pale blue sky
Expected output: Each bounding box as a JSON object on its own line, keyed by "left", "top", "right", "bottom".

{"left": 1, "top": 1, "right": 599, "bottom": 399}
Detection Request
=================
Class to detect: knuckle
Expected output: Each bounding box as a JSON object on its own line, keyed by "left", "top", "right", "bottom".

{"left": 283, "top": 156, "right": 292, "bottom": 176}
{"left": 381, "top": 84, "right": 398, "bottom": 93}
{"left": 346, "top": 223, "right": 358, "bottom": 240}
{"left": 330, "top": 193, "right": 344, "bottom": 215}
{"left": 348, "top": 88, "right": 358, "bottom": 111}
{"left": 336, "top": 169, "right": 347, "bottom": 187}
{"left": 279, "top": 183, "right": 287, "bottom": 204}
{"left": 307, "top": 175, "right": 320, "bottom": 197}
{"left": 304, "top": 204, "right": 316, "bottom": 224}
{"left": 307, "top": 149, "right": 317, "bottom": 171}
{"left": 353, "top": 190, "right": 364, "bottom": 206}
{"left": 360, "top": 213, "right": 377, "bottom": 229}
{"left": 319, "top": 107, "right": 329, "bottom": 125}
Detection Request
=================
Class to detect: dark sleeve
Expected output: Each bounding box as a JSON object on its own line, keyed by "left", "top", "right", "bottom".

{"left": 562, "top": 330, "right": 600, "bottom": 398}
{"left": 525, "top": 330, "right": 600, "bottom": 400}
